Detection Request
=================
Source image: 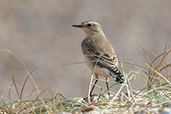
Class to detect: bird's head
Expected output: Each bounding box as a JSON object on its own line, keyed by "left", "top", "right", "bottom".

{"left": 72, "top": 21, "right": 103, "bottom": 36}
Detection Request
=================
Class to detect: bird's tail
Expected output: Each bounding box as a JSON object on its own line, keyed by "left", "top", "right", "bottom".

{"left": 109, "top": 66, "right": 124, "bottom": 83}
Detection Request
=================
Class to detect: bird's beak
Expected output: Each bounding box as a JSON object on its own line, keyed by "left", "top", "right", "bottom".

{"left": 72, "top": 24, "right": 83, "bottom": 28}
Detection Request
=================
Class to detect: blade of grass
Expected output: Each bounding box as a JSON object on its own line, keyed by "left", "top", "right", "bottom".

{"left": 12, "top": 73, "right": 19, "bottom": 99}
{"left": 20, "top": 68, "right": 37, "bottom": 100}
{"left": 0, "top": 49, "right": 50, "bottom": 114}
{"left": 146, "top": 64, "right": 171, "bottom": 85}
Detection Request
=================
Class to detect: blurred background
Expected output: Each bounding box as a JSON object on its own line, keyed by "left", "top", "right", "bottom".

{"left": 0, "top": 0, "right": 170, "bottom": 99}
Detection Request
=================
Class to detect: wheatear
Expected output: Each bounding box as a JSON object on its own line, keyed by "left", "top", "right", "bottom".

{"left": 72, "top": 21, "right": 124, "bottom": 100}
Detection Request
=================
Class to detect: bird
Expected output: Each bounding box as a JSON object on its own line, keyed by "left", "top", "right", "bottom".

{"left": 72, "top": 21, "right": 124, "bottom": 101}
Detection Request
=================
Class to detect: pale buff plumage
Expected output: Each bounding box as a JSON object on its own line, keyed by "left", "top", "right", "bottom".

{"left": 72, "top": 21, "right": 124, "bottom": 101}
{"left": 72, "top": 21, "right": 123, "bottom": 82}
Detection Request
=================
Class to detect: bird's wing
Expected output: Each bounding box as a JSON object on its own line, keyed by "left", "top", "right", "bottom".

{"left": 81, "top": 38, "right": 118, "bottom": 66}
{"left": 81, "top": 37, "right": 124, "bottom": 83}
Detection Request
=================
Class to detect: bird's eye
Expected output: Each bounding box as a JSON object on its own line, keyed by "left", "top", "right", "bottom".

{"left": 87, "top": 23, "right": 92, "bottom": 27}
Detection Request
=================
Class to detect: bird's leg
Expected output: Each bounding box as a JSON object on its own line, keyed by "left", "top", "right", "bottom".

{"left": 90, "top": 75, "right": 99, "bottom": 96}
{"left": 88, "top": 73, "right": 94, "bottom": 103}
{"left": 106, "top": 77, "right": 110, "bottom": 99}
{"left": 88, "top": 74, "right": 98, "bottom": 102}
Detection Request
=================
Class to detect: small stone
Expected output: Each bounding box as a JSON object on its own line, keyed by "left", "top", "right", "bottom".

{"left": 161, "top": 108, "right": 171, "bottom": 114}
{"left": 162, "top": 101, "right": 171, "bottom": 108}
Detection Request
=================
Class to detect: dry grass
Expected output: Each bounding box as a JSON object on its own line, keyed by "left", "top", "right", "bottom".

{"left": 0, "top": 44, "right": 170, "bottom": 114}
